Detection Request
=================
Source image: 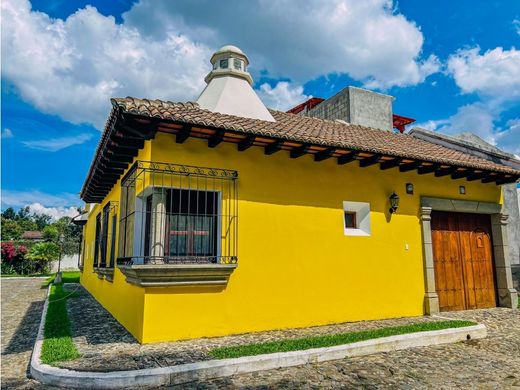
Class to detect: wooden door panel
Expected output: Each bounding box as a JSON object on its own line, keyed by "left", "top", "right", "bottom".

{"left": 431, "top": 212, "right": 465, "bottom": 311}
{"left": 431, "top": 211, "right": 496, "bottom": 311}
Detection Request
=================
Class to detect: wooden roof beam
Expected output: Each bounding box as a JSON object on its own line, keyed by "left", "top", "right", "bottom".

{"left": 208, "top": 132, "right": 224, "bottom": 148}
{"left": 265, "top": 140, "right": 284, "bottom": 155}
{"left": 314, "top": 147, "right": 335, "bottom": 162}
{"left": 237, "top": 135, "right": 256, "bottom": 151}
{"left": 482, "top": 174, "right": 500, "bottom": 183}
{"left": 451, "top": 169, "right": 470, "bottom": 180}
{"left": 380, "top": 158, "right": 401, "bottom": 170}
{"left": 290, "top": 144, "right": 310, "bottom": 159}
{"left": 359, "top": 154, "right": 381, "bottom": 167}
{"left": 434, "top": 167, "right": 457, "bottom": 177}
{"left": 399, "top": 161, "right": 421, "bottom": 172}
{"left": 337, "top": 152, "right": 358, "bottom": 165}
{"left": 466, "top": 172, "right": 486, "bottom": 181}
{"left": 417, "top": 164, "right": 440, "bottom": 175}
{"left": 176, "top": 127, "right": 191, "bottom": 144}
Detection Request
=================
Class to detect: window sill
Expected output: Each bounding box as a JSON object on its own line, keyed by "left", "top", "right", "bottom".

{"left": 94, "top": 267, "right": 115, "bottom": 282}
{"left": 117, "top": 263, "right": 237, "bottom": 287}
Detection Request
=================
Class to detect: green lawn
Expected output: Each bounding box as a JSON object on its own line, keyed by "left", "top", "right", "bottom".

{"left": 40, "top": 281, "right": 81, "bottom": 364}
{"left": 210, "top": 320, "right": 477, "bottom": 359}
{"left": 43, "top": 271, "right": 81, "bottom": 287}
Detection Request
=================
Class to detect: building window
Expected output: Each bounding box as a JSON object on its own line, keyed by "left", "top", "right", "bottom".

{"left": 344, "top": 212, "right": 357, "bottom": 229}
{"left": 233, "top": 58, "right": 242, "bottom": 70}
{"left": 94, "top": 213, "right": 101, "bottom": 267}
{"left": 343, "top": 201, "right": 371, "bottom": 236}
{"left": 219, "top": 59, "right": 228, "bottom": 69}
{"left": 118, "top": 161, "right": 238, "bottom": 265}
{"left": 100, "top": 204, "right": 110, "bottom": 267}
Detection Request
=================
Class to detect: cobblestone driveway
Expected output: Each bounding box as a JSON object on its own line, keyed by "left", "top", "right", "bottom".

{"left": 1, "top": 278, "right": 51, "bottom": 389}
{"left": 2, "top": 279, "right": 519, "bottom": 389}
{"left": 176, "top": 309, "right": 520, "bottom": 390}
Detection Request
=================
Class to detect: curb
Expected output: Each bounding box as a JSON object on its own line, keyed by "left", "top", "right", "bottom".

{"left": 30, "top": 291, "right": 487, "bottom": 389}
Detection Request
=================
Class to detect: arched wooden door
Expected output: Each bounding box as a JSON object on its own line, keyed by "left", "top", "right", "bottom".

{"left": 431, "top": 211, "right": 497, "bottom": 311}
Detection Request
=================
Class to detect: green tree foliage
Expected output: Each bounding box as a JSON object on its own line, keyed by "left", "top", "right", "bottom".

{"left": 33, "top": 214, "right": 53, "bottom": 231}
{"left": 1, "top": 217, "right": 23, "bottom": 240}
{"left": 27, "top": 242, "right": 61, "bottom": 262}
{"left": 2, "top": 208, "right": 16, "bottom": 220}
{"left": 43, "top": 225, "right": 60, "bottom": 242}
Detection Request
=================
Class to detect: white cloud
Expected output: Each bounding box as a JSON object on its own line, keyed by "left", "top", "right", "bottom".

{"left": 124, "top": 0, "right": 438, "bottom": 89}
{"left": 514, "top": 19, "right": 520, "bottom": 36}
{"left": 2, "top": 0, "right": 438, "bottom": 130}
{"left": 447, "top": 47, "right": 520, "bottom": 99}
{"left": 1, "top": 190, "right": 80, "bottom": 209}
{"left": 1, "top": 128, "right": 14, "bottom": 138}
{"left": 2, "top": 0, "right": 210, "bottom": 129}
{"left": 22, "top": 133, "right": 93, "bottom": 151}
{"left": 497, "top": 118, "right": 520, "bottom": 156}
{"left": 257, "top": 82, "right": 311, "bottom": 111}
{"left": 417, "top": 102, "right": 519, "bottom": 156}
{"left": 26, "top": 202, "right": 79, "bottom": 220}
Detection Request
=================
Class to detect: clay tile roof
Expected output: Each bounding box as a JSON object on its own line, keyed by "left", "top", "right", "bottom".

{"left": 21, "top": 231, "right": 43, "bottom": 240}
{"left": 111, "top": 97, "right": 520, "bottom": 175}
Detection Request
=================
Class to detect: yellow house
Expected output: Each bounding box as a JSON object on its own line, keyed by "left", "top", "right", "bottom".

{"left": 78, "top": 46, "right": 519, "bottom": 344}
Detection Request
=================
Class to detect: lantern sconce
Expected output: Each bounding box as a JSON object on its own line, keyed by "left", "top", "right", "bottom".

{"left": 389, "top": 192, "right": 400, "bottom": 214}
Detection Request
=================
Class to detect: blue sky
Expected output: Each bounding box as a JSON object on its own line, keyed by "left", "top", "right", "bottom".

{"left": 2, "top": 0, "right": 519, "bottom": 216}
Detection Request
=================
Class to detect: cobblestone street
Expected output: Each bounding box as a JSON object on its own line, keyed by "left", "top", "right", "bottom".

{"left": 1, "top": 278, "right": 519, "bottom": 389}
{"left": 176, "top": 309, "right": 520, "bottom": 390}
{"left": 1, "top": 278, "right": 50, "bottom": 389}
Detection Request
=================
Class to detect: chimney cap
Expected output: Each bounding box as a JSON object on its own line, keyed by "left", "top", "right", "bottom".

{"left": 211, "top": 45, "right": 249, "bottom": 65}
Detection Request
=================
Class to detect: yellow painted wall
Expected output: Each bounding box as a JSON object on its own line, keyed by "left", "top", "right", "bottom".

{"left": 81, "top": 132, "right": 501, "bottom": 343}
{"left": 80, "top": 141, "right": 152, "bottom": 341}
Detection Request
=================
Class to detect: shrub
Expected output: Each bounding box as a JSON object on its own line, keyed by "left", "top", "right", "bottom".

{"left": 26, "top": 242, "right": 60, "bottom": 274}
{"left": 1, "top": 242, "right": 29, "bottom": 274}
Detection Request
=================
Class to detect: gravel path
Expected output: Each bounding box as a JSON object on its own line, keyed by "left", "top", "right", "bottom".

{"left": 1, "top": 278, "right": 51, "bottom": 389}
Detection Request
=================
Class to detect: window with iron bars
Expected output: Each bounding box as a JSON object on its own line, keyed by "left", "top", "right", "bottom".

{"left": 118, "top": 161, "right": 238, "bottom": 265}
{"left": 94, "top": 201, "right": 119, "bottom": 269}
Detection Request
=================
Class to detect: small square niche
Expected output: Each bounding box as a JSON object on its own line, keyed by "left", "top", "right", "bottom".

{"left": 343, "top": 201, "right": 371, "bottom": 236}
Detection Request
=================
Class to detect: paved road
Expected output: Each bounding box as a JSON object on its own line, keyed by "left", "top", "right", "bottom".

{"left": 1, "top": 278, "right": 49, "bottom": 389}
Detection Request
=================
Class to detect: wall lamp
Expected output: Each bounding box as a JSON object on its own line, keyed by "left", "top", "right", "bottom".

{"left": 389, "top": 192, "right": 400, "bottom": 214}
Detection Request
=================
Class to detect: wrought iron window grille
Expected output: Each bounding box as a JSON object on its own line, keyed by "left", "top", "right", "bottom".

{"left": 95, "top": 201, "right": 119, "bottom": 269}
{"left": 118, "top": 161, "right": 238, "bottom": 266}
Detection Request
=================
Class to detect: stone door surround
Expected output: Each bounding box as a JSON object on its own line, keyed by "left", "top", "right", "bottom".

{"left": 420, "top": 197, "right": 518, "bottom": 314}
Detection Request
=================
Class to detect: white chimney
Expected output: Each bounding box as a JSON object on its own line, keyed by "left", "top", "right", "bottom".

{"left": 197, "top": 45, "right": 275, "bottom": 122}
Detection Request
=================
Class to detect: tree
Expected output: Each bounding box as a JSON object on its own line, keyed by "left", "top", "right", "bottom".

{"left": 33, "top": 214, "right": 52, "bottom": 230}
{"left": 16, "top": 206, "right": 31, "bottom": 221}
{"left": 17, "top": 218, "right": 38, "bottom": 232}
{"left": 26, "top": 242, "right": 60, "bottom": 262}
{"left": 2, "top": 208, "right": 16, "bottom": 220}
{"left": 1, "top": 218, "right": 23, "bottom": 240}
{"left": 43, "top": 225, "right": 59, "bottom": 242}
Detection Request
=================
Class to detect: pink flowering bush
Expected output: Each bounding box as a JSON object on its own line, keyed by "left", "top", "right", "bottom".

{"left": 1, "top": 241, "right": 46, "bottom": 275}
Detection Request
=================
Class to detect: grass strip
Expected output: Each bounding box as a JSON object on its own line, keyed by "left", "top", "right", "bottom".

{"left": 43, "top": 271, "right": 81, "bottom": 287}
{"left": 210, "top": 320, "right": 477, "bottom": 359}
{"left": 40, "top": 283, "right": 80, "bottom": 364}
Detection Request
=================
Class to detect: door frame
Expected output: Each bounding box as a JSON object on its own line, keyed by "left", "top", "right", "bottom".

{"left": 420, "top": 196, "right": 517, "bottom": 314}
